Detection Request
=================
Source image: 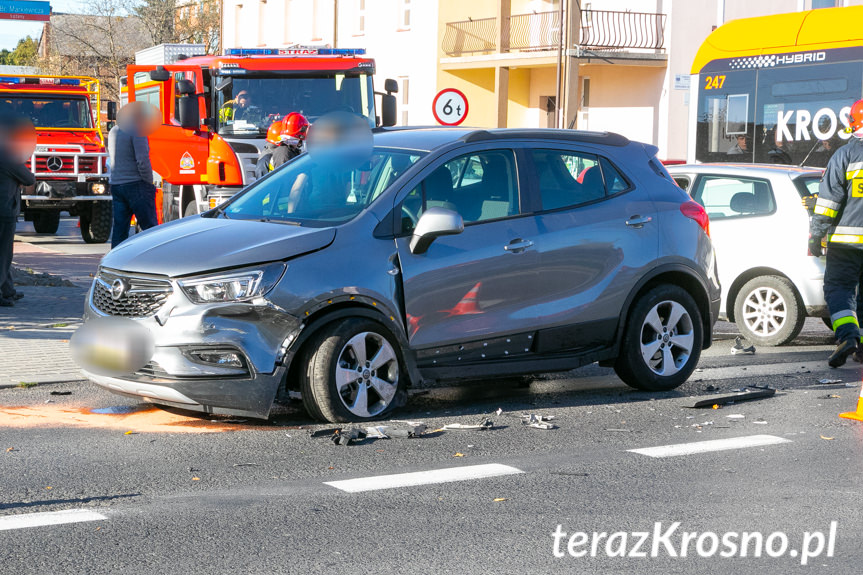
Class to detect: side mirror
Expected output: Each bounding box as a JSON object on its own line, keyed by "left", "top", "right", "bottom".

{"left": 384, "top": 78, "right": 399, "bottom": 94}
{"left": 380, "top": 93, "right": 397, "bottom": 127}
{"left": 410, "top": 207, "right": 464, "bottom": 254}
{"left": 106, "top": 101, "right": 117, "bottom": 121}
{"left": 150, "top": 66, "right": 171, "bottom": 82}
{"left": 105, "top": 121, "right": 116, "bottom": 132}
{"left": 176, "top": 95, "right": 200, "bottom": 130}
{"left": 175, "top": 79, "right": 195, "bottom": 96}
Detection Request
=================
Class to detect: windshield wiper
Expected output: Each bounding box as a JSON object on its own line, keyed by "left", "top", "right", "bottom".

{"left": 259, "top": 218, "right": 301, "bottom": 226}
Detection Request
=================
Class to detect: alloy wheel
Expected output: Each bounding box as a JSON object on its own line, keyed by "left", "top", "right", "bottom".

{"left": 741, "top": 286, "right": 787, "bottom": 337}
{"left": 335, "top": 331, "right": 399, "bottom": 418}
{"left": 639, "top": 300, "right": 695, "bottom": 377}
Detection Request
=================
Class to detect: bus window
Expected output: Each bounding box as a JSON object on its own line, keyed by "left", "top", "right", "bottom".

{"left": 695, "top": 70, "right": 757, "bottom": 163}
{"left": 754, "top": 63, "right": 861, "bottom": 167}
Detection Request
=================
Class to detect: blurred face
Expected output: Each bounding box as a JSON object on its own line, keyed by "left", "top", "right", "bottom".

{"left": 117, "top": 101, "right": 159, "bottom": 136}
{"left": 736, "top": 135, "right": 748, "bottom": 151}
{"left": 236, "top": 91, "right": 250, "bottom": 108}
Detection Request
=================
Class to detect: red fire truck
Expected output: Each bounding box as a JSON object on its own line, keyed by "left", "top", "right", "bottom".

{"left": 0, "top": 74, "right": 114, "bottom": 242}
{"left": 122, "top": 46, "right": 398, "bottom": 221}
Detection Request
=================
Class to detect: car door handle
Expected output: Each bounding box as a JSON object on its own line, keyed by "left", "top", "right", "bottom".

{"left": 504, "top": 239, "right": 534, "bottom": 253}
{"left": 625, "top": 215, "right": 653, "bottom": 228}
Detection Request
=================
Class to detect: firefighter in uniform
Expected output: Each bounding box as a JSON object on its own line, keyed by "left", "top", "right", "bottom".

{"left": 254, "top": 113, "right": 309, "bottom": 179}
{"left": 810, "top": 99, "right": 863, "bottom": 367}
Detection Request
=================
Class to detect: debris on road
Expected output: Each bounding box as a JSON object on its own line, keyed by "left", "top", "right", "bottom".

{"left": 818, "top": 379, "right": 843, "bottom": 385}
{"left": 453, "top": 452, "right": 465, "bottom": 457}
{"left": 331, "top": 428, "right": 365, "bottom": 446}
{"left": 493, "top": 498, "right": 508, "bottom": 502}
{"left": 726, "top": 414, "right": 745, "bottom": 419}
{"left": 604, "top": 428, "right": 631, "bottom": 432}
{"left": 820, "top": 435, "right": 835, "bottom": 440}
{"left": 364, "top": 426, "right": 389, "bottom": 439}
{"left": 820, "top": 394, "right": 842, "bottom": 399}
{"left": 730, "top": 336, "right": 756, "bottom": 355}
{"left": 522, "top": 414, "right": 557, "bottom": 430}
{"left": 691, "top": 386, "right": 776, "bottom": 408}
{"left": 232, "top": 463, "right": 258, "bottom": 467}
{"left": 49, "top": 391, "right": 72, "bottom": 396}
{"left": 440, "top": 418, "right": 493, "bottom": 431}
{"left": 309, "top": 428, "right": 341, "bottom": 438}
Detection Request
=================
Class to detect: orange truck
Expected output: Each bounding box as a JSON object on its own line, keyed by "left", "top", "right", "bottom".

{"left": 122, "top": 46, "right": 398, "bottom": 221}
{"left": 0, "top": 74, "right": 115, "bottom": 242}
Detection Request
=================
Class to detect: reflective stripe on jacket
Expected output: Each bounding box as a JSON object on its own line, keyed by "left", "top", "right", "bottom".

{"left": 811, "top": 138, "right": 863, "bottom": 248}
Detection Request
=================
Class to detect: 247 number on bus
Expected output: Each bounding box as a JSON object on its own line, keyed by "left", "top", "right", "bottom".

{"left": 704, "top": 75, "right": 726, "bottom": 90}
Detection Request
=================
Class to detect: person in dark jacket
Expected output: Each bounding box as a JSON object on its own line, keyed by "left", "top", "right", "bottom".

{"left": 0, "top": 112, "right": 36, "bottom": 306}
{"left": 108, "top": 102, "right": 158, "bottom": 248}
{"left": 809, "top": 99, "right": 863, "bottom": 367}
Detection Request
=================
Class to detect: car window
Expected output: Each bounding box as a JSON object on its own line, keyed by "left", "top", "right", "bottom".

{"left": 531, "top": 149, "right": 608, "bottom": 210}
{"left": 600, "top": 157, "right": 631, "bottom": 194}
{"left": 692, "top": 176, "right": 775, "bottom": 220}
{"left": 400, "top": 149, "right": 519, "bottom": 233}
{"left": 673, "top": 176, "right": 691, "bottom": 191}
{"left": 794, "top": 176, "right": 821, "bottom": 199}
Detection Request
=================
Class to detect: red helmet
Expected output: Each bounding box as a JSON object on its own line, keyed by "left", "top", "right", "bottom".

{"left": 847, "top": 100, "right": 863, "bottom": 134}
{"left": 283, "top": 112, "right": 310, "bottom": 140}
{"left": 266, "top": 120, "right": 285, "bottom": 145}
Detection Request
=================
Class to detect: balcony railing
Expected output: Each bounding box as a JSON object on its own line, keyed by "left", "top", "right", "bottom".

{"left": 442, "top": 10, "right": 666, "bottom": 57}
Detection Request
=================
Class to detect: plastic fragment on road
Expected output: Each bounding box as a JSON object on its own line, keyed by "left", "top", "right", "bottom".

{"left": 49, "top": 391, "right": 72, "bottom": 396}
{"left": 441, "top": 418, "right": 493, "bottom": 431}
{"left": 124, "top": 430, "right": 135, "bottom": 435}
{"left": 691, "top": 386, "right": 776, "bottom": 408}
{"left": 453, "top": 452, "right": 465, "bottom": 457}
{"left": 309, "top": 427, "right": 341, "bottom": 438}
{"left": 331, "top": 428, "right": 365, "bottom": 446}
{"left": 819, "top": 379, "right": 843, "bottom": 385}
{"left": 232, "top": 463, "right": 258, "bottom": 467}
{"left": 820, "top": 435, "right": 835, "bottom": 440}
{"left": 364, "top": 426, "right": 389, "bottom": 439}
{"left": 726, "top": 414, "right": 745, "bottom": 419}
{"left": 522, "top": 414, "right": 557, "bottom": 430}
{"left": 493, "top": 498, "right": 508, "bottom": 502}
{"left": 730, "top": 336, "right": 756, "bottom": 355}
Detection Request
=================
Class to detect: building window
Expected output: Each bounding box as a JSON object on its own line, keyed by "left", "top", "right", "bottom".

{"left": 398, "top": 0, "right": 410, "bottom": 30}
{"left": 257, "top": 0, "right": 267, "bottom": 46}
{"left": 234, "top": 3, "right": 243, "bottom": 48}
{"left": 354, "top": 0, "right": 365, "bottom": 35}
{"left": 812, "top": 0, "right": 837, "bottom": 7}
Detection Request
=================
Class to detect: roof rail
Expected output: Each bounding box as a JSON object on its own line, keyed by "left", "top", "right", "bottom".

{"left": 461, "top": 128, "right": 630, "bottom": 147}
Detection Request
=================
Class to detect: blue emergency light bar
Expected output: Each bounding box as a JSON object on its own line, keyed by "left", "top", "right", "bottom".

{"left": 0, "top": 76, "right": 82, "bottom": 86}
{"left": 224, "top": 47, "right": 366, "bottom": 57}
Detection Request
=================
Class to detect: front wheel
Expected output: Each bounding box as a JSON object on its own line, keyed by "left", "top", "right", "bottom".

{"left": 733, "top": 275, "right": 804, "bottom": 346}
{"left": 614, "top": 284, "right": 703, "bottom": 392}
{"left": 300, "top": 318, "right": 404, "bottom": 422}
{"left": 80, "top": 201, "right": 113, "bottom": 243}
{"left": 31, "top": 210, "right": 60, "bottom": 234}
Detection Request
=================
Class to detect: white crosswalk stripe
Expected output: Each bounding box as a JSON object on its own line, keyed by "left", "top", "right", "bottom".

{"left": 627, "top": 434, "right": 792, "bottom": 458}
{"left": 0, "top": 509, "right": 107, "bottom": 531}
{"left": 324, "top": 463, "right": 524, "bottom": 493}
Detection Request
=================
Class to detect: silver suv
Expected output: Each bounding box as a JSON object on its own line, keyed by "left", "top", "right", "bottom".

{"left": 80, "top": 128, "right": 720, "bottom": 422}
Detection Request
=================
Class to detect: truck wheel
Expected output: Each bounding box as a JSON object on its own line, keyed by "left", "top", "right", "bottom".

{"left": 733, "top": 276, "right": 804, "bottom": 346}
{"left": 32, "top": 211, "right": 60, "bottom": 234}
{"left": 300, "top": 318, "right": 405, "bottom": 422}
{"left": 183, "top": 200, "right": 197, "bottom": 218}
{"left": 614, "top": 284, "right": 703, "bottom": 392}
{"left": 80, "top": 202, "right": 113, "bottom": 244}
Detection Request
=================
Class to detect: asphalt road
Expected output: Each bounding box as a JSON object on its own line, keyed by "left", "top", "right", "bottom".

{"left": 2, "top": 220, "right": 862, "bottom": 574}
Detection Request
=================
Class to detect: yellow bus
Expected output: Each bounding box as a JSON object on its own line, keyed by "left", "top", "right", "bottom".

{"left": 689, "top": 5, "right": 863, "bottom": 167}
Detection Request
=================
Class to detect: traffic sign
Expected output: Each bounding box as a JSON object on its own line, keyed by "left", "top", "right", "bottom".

{"left": 433, "top": 88, "right": 468, "bottom": 126}
{"left": 0, "top": 0, "right": 51, "bottom": 21}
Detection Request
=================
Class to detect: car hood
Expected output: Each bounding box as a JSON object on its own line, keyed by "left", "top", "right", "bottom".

{"left": 102, "top": 216, "right": 336, "bottom": 277}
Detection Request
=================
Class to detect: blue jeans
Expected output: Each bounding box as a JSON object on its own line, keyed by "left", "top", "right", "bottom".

{"left": 111, "top": 181, "right": 158, "bottom": 248}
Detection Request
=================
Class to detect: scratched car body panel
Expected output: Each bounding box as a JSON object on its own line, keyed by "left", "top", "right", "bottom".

{"left": 81, "top": 128, "right": 720, "bottom": 422}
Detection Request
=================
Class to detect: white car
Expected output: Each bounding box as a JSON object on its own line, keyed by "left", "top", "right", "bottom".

{"left": 667, "top": 164, "right": 827, "bottom": 346}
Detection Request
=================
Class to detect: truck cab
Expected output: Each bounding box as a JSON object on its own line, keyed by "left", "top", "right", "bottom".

{"left": 0, "top": 74, "right": 113, "bottom": 243}
{"left": 123, "top": 46, "right": 398, "bottom": 222}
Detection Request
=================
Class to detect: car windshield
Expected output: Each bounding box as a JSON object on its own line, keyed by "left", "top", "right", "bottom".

{"left": 0, "top": 95, "right": 93, "bottom": 129}
{"left": 222, "top": 148, "right": 424, "bottom": 226}
{"left": 216, "top": 74, "right": 375, "bottom": 137}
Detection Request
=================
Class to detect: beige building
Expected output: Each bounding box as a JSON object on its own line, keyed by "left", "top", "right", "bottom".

{"left": 223, "top": 0, "right": 860, "bottom": 159}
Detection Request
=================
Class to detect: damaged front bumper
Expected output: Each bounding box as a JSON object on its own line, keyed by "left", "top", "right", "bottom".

{"left": 82, "top": 269, "right": 302, "bottom": 419}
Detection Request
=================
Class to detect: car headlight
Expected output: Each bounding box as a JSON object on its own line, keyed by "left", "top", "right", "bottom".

{"left": 178, "top": 262, "right": 286, "bottom": 304}
{"left": 90, "top": 182, "right": 107, "bottom": 194}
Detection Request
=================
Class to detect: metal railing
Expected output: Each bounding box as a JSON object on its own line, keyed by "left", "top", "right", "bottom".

{"left": 442, "top": 10, "right": 666, "bottom": 57}
{"left": 580, "top": 10, "right": 666, "bottom": 51}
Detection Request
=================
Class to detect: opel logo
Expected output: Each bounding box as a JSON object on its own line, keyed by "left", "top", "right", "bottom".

{"left": 46, "top": 156, "right": 63, "bottom": 172}
{"left": 110, "top": 278, "right": 129, "bottom": 301}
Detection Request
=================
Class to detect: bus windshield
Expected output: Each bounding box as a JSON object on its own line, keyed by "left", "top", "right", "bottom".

{"left": 215, "top": 73, "right": 375, "bottom": 137}
{"left": 0, "top": 95, "right": 93, "bottom": 129}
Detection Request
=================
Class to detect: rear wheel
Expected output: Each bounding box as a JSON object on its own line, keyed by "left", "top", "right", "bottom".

{"left": 80, "top": 202, "right": 112, "bottom": 243}
{"left": 300, "top": 318, "right": 404, "bottom": 422}
{"left": 183, "top": 199, "right": 197, "bottom": 218}
{"left": 733, "top": 276, "right": 804, "bottom": 346}
{"left": 31, "top": 210, "right": 60, "bottom": 234}
{"left": 615, "top": 284, "right": 703, "bottom": 392}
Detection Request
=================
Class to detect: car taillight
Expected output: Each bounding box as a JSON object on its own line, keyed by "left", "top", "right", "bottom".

{"left": 680, "top": 200, "right": 710, "bottom": 237}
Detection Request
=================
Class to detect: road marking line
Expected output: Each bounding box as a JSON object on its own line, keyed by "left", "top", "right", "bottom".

{"left": 324, "top": 463, "right": 524, "bottom": 493}
{"left": 628, "top": 434, "right": 792, "bottom": 458}
{"left": 0, "top": 509, "right": 107, "bottom": 531}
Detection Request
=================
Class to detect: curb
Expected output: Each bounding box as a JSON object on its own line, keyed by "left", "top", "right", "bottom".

{"left": 0, "top": 375, "right": 87, "bottom": 389}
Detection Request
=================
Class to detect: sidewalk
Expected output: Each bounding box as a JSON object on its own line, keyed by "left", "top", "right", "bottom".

{"left": 0, "top": 240, "right": 99, "bottom": 388}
